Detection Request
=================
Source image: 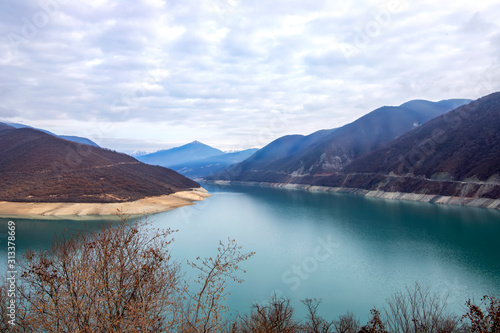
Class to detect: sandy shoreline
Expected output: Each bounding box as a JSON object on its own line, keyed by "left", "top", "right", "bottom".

{"left": 0, "top": 188, "right": 211, "bottom": 217}
{"left": 208, "top": 181, "right": 500, "bottom": 210}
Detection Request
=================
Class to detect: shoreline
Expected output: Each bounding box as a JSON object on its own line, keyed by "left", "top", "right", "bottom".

{"left": 0, "top": 188, "right": 211, "bottom": 218}
{"left": 207, "top": 181, "right": 500, "bottom": 210}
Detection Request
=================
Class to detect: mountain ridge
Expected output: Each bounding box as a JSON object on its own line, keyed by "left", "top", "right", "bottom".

{"left": 136, "top": 141, "right": 224, "bottom": 167}
{"left": 209, "top": 93, "right": 500, "bottom": 202}
{"left": 0, "top": 122, "right": 100, "bottom": 147}
{"left": 0, "top": 128, "right": 200, "bottom": 203}
{"left": 212, "top": 98, "right": 471, "bottom": 182}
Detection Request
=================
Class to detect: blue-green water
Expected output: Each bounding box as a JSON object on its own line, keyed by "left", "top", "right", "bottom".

{"left": 1, "top": 184, "right": 500, "bottom": 321}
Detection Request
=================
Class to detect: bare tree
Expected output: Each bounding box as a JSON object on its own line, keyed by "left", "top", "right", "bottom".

{"left": 333, "top": 311, "right": 360, "bottom": 333}
{"left": 182, "top": 238, "right": 255, "bottom": 332}
{"left": 13, "top": 220, "right": 183, "bottom": 332}
{"left": 384, "top": 282, "right": 459, "bottom": 333}
{"left": 3, "top": 216, "right": 497, "bottom": 333}
{"left": 238, "top": 294, "right": 301, "bottom": 332}
{"left": 301, "top": 298, "right": 333, "bottom": 333}
{"left": 302, "top": 298, "right": 334, "bottom": 333}
{"left": 0, "top": 219, "right": 254, "bottom": 332}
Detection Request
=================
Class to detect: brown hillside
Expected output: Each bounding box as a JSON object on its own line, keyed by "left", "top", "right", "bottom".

{"left": 0, "top": 123, "right": 14, "bottom": 131}
{"left": 345, "top": 92, "right": 500, "bottom": 181}
{"left": 0, "top": 128, "right": 200, "bottom": 203}
{"left": 327, "top": 92, "right": 500, "bottom": 199}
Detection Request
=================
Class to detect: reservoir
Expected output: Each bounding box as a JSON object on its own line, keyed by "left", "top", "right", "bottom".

{"left": 1, "top": 183, "right": 499, "bottom": 322}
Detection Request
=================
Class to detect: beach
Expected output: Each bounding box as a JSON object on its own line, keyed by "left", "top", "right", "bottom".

{"left": 0, "top": 188, "right": 211, "bottom": 217}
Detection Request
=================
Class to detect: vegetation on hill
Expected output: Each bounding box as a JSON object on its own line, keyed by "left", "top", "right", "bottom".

{"left": 212, "top": 99, "right": 470, "bottom": 183}
{"left": 346, "top": 92, "right": 500, "bottom": 182}
{"left": 0, "top": 122, "right": 100, "bottom": 147}
{"left": 315, "top": 92, "right": 500, "bottom": 199}
{"left": 210, "top": 93, "right": 500, "bottom": 200}
{"left": 0, "top": 123, "right": 14, "bottom": 131}
{"left": 0, "top": 128, "right": 199, "bottom": 203}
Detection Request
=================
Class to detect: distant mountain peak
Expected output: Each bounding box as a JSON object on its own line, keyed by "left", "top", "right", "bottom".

{"left": 187, "top": 140, "right": 215, "bottom": 148}
{"left": 136, "top": 141, "right": 224, "bottom": 167}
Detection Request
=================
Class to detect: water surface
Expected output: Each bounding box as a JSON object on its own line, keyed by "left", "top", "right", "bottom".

{"left": 1, "top": 184, "right": 499, "bottom": 321}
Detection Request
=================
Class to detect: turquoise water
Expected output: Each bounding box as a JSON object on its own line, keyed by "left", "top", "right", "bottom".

{"left": 1, "top": 184, "right": 499, "bottom": 322}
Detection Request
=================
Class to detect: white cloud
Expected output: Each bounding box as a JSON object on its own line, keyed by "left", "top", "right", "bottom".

{"left": 0, "top": 0, "right": 499, "bottom": 153}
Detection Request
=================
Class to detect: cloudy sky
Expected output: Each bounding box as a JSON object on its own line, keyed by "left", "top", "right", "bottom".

{"left": 1, "top": 0, "right": 499, "bottom": 153}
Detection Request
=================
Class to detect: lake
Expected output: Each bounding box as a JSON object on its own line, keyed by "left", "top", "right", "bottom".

{"left": 1, "top": 183, "right": 500, "bottom": 322}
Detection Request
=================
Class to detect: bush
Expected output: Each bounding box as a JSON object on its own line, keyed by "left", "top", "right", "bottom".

{"left": 359, "top": 309, "right": 389, "bottom": 333}
{"left": 237, "top": 294, "right": 301, "bottom": 332}
{"left": 384, "top": 282, "right": 461, "bottom": 333}
{"left": 462, "top": 295, "right": 500, "bottom": 333}
{"left": 333, "top": 311, "right": 360, "bottom": 333}
{"left": 0, "top": 219, "right": 254, "bottom": 332}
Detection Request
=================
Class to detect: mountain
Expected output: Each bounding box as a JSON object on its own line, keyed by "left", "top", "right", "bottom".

{"left": 210, "top": 93, "right": 500, "bottom": 200}
{"left": 0, "top": 122, "right": 100, "bottom": 147}
{"left": 170, "top": 148, "right": 259, "bottom": 179}
{"left": 213, "top": 98, "right": 471, "bottom": 183}
{"left": 136, "top": 141, "right": 224, "bottom": 167}
{"left": 58, "top": 135, "right": 99, "bottom": 147}
{"left": 216, "top": 130, "right": 335, "bottom": 182}
{"left": 0, "top": 128, "right": 199, "bottom": 203}
{"left": 335, "top": 92, "right": 500, "bottom": 198}
{"left": 0, "top": 123, "right": 14, "bottom": 131}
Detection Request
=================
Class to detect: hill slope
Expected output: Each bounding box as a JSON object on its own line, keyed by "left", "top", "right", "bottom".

{"left": 335, "top": 92, "right": 500, "bottom": 198}
{"left": 58, "top": 135, "right": 100, "bottom": 147}
{"left": 0, "top": 128, "right": 199, "bottom": 203}
{"left": 0, "top": 123, "right": 14, "bottom": 131}
{"left": 136, "top": 141, "right": 224, "bottom": 167}
{"left": 1, "top": 122, "right": 100, "bottom": 147}
{"left": 214, "top": 99, "right": 470, "bottom": 183}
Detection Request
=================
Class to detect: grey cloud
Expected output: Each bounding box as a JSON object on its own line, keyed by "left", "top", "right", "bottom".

{"left": 0, "top": 0, "right": 499, "bottom": 152}
{"left": 462, "top": 12, "right": 496, "bottom": 34}
{"left": 0, "top": 107, "right": 20, "bottom": 118}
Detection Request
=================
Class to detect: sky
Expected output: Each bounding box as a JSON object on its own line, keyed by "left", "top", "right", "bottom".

{"left": 1, "top": 0, "right": 499, "bottom": 154}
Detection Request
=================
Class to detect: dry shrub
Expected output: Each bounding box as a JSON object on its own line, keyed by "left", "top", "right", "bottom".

{"left": 182, "top": 238, "right": 255, "bottom": 332}
{"left": 359, "top": 309, "right": 389, "bottom": 333}
{"left": 333, "top": 311, "right": 360, "bottom": 333}
{"left": 462, "top": 295, "right": 500, "bottom": 333}
{"left": 238, "top": 294, "right": 301, "bottom": 332}
{"left": 384, "top": 282, "right": 460, "bottom": 333}
{"left": 1, "top": 219, "right": 254, "bottom": 333}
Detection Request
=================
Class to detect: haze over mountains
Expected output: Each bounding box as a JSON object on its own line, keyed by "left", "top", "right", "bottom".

{"left": 136, "top": 141, "right": 224, "bottom": 167}
{"left": 0, "top": 127, "right": 199, "bottom": 203}
{"left": 2, "top": 92, "right": 499, "bottom": 206}
{"left": 0, "top": 122, "right": 100, "bottom": 147}
{"left": 170, "top": 148, "right": 258, "bottom": 179}
{"left": 342, "top": 92, "right": 500, "bottom": 198}
{"left": 211, "top": 98, "right": 471, "bottom": 182}
{"left": 136, "top": 141, "right": 258, "bottom": 179}
{"left": 207, "top": 93, "right": 500, "bottom": 202}
{"left": 0, "top": 123, "right": 13, "bottom": 131}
